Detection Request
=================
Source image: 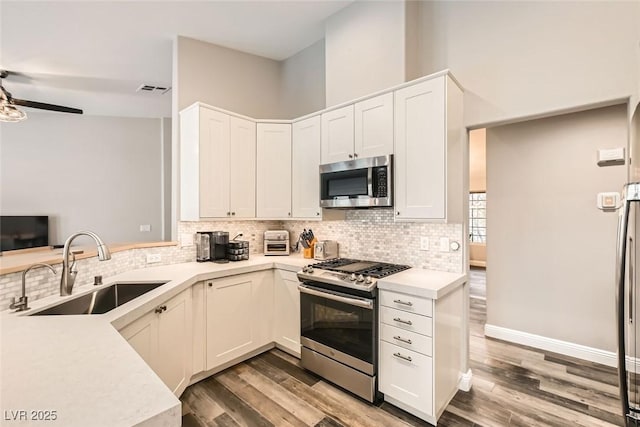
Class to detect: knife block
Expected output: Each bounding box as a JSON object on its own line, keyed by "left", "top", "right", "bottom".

{"left": 303, "top": 238, "right": 317, "bottom": 259}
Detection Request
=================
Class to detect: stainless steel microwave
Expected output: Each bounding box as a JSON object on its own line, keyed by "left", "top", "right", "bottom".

{"left": 319, "top": 155, "right": 392, "bottom": 208}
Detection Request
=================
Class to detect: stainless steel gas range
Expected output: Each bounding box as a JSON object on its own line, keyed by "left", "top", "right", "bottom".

{"left": 296, "top": 258, "right": 411, "bottom": 402}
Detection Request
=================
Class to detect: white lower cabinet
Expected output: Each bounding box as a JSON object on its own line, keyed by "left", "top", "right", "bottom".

{"left": 273, "top": 270, "right": 300, "bottom": 356}
{"left": 380, "top": 341, "right": 433, "bottom": 415}
{"left": 379, "top": 287, "right": 464, "bottom": 425}
{"left": 205, "top": 271, "right": 273, "bottom": 370}
{"left": 119, "top": 288, "right": 193, "bottom": 396}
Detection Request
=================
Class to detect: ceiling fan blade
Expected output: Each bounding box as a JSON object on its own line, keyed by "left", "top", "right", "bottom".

{"left": 11, "top": 98, "right": 83, "bottom": 114}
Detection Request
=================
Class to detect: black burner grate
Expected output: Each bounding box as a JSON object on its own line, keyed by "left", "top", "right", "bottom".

{"left": 312, "top": 258, "right": 410, "bottom": 278}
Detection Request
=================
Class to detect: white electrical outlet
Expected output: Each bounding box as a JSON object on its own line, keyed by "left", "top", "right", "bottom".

{"left": 439, "top": 237, "right": 450, "bottom": 252}
{"left": 420, "top": 237, "right": 430, "bottom": 251}
{"left": 146, "top": 254, "right": 161, "bottom": 264}
{"left": 139, "top": 224, "right": 151, "bottom": 232}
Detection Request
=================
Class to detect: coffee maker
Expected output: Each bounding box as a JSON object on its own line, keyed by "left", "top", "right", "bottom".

{"left": 210, "top": 231, "right": 229, "bottom": 263}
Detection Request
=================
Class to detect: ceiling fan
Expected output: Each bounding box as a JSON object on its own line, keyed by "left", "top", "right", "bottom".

{"left": 0, "top": 70, "right": 83, "bottom": 122}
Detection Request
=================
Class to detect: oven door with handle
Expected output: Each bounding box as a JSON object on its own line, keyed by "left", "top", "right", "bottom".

{"left": 299, "top": 283, "right": 376, "bottom": 368}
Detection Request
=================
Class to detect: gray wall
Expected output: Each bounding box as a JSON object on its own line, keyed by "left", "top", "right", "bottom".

{"left": 416, "top": 1, "right": 640, "bottom": 127}
{"left": 486, "top": 104, "right": 627, "bottom": 352}
{"left": 280, "top": 39, "right": 326, "bottom": 118}
{"left": 0, "top": 113, "right": 164, "bottom": 244}
{"left": 324, "top": 1, "right": 406, "bottom": 106}
{"left": 176, "top": 36, "right": 283, "bottom": 118}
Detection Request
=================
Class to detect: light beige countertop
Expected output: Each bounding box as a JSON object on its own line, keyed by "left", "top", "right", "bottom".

{"left": 0, "top": 254, "right": 310, "bottom": 427}
{"left": 377, "top": 268, "right": 467, "bottom": 299}
{"left": 0, "top": 241, "right": 178, "bottom": 275}
{"left": 0, "top": 254, "right": 463, "bottom": 426}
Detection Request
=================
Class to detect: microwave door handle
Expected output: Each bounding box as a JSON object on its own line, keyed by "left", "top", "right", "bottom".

{"left": 298, "top": 285, "right": 373, "bottom": 310}
{"left": 367, "top": 167, "right": 373, "bottom": 197}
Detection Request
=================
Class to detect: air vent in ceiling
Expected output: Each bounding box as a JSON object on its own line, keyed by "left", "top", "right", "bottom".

{"left": 136, "top": 84, "right": 171, "bottom": 94}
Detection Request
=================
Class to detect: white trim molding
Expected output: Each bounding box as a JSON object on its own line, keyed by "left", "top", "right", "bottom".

{"left": 458, "top": 369, "right": 473, "bottom": 392}
{"left": 484, "top": 324, "right": 625, "bottom": 369}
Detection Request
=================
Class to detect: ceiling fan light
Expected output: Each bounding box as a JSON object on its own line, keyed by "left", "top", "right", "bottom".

{"left": 0, "top": 102, "right": 27, "bottom": 122}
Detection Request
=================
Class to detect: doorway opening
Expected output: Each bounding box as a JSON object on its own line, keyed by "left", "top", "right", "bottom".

{"left": 469, "top": 128, "right": 486, "bottom": 300}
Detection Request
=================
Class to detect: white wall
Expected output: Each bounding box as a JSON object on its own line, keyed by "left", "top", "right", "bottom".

{"left": 417, "top": 1, "right": 640, "bottom": 127}
{"left": 280, "top": 39, "right": 326, "bottom": 118}
{"left": 0, "top": 112, "right": 164, "bottom": 244}
{"left": 486, "top": 104, "right": 627, "bottom": 352}
{"left": 325, "top": 1, "right": 406, "bottom": 106}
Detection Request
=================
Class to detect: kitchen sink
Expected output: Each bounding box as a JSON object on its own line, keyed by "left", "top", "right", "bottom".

{"left": 30, "top": 282, "right": 168, "bottom": 315}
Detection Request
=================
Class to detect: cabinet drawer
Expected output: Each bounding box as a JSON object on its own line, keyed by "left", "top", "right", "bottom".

{"left": 380, "top": 290, "right": 432, "bottom": 317}
{"left": 379, "top": 341, "right": 433, "bottom": 416}
{"left": 380, "top": 323, "right": 432, "bottom": 356}
{"left": 380, "top": 306, "right": 432, "bottom": 336}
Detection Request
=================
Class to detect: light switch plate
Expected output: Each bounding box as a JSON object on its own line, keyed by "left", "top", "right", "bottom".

{"left": 597, "top": 192, "right": 620, "bottom": 211}
{"left": 139, "top": 224, "right": 151, "bottom": 232}
{"left": 439, "top": 237, "right": 450, "bottom": 252}
{"left": 146, "top": 254, "right": 161, "bottom": 264}
{"left": 180, "top": 233, "right": 194, "bottom": 247}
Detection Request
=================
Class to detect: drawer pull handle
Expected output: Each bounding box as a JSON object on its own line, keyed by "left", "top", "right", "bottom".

{"left": 393, "top": 335, "right": 412, "bottom": 344}
{"left": 393, "top": 352, "right": 412, "bottom": 362}
{"left": 393, "top": 317, "right": 413, "bottom": 325}
{"left": 393, "top": 299, "right": 413, "bottom": 306}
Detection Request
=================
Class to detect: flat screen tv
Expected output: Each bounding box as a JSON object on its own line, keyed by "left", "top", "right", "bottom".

{"left": 0, "top": 216, "right": 49, "bottom": 252}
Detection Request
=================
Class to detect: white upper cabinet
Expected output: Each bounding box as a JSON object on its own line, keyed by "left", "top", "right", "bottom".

{"left": 179, "top": 104, "right": 256, "bottom": 220}
{"left": 256, "top": 123, "right": 292, "bottom": 218}
{"left": 292, "top": 115, "right": 322, "bottom": 219}
{"left": 229, "top": 116, "right": 257, "bottom": 218}
{"left": 394, "top": 75, "right": 463, "bottom": 222}
{"left": 199, "top": 108, "right": 231, "bottom": 218}
{"left": 354, "top": 92, "right": 394, "bottom": 159}
{"left": 321, "top": 93, "right": 394, "bottom": 165}
{"left": 321, "top": 105, "right": 354, "bottom": 164}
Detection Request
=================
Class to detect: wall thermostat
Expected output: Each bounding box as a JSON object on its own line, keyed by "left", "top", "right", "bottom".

{"left": 597, "top": 192, "right": 620, "bottom": 211}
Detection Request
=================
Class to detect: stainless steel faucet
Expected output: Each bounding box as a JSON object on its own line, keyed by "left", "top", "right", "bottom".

{"left": 60, "top": 231, "right": 111, "bottom": 296}
{"left": 10, "top": 263, "right": 56, "bottom": 311}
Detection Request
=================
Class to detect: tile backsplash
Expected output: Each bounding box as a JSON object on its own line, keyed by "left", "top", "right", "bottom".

{"left": 283, "top": 210, "right": 463, "bottom": 273}
{"left": 1, "top": 211, "right": 463, "bottom": 310}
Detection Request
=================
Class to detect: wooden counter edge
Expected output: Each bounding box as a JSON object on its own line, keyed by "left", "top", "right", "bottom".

{"left": 0, "top": 241, "right": 178, "bottom": 275}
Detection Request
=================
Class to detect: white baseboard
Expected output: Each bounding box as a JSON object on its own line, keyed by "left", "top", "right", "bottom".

{"left": 484, "top": 323, "right": 637, "bottom": 371}
{"left": 458, "top": 369, "right": 473, "bottom": 392}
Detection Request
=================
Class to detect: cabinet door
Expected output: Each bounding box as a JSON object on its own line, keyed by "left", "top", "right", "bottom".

{"left": 273, "top": 270, "right": 301, "bottom": 356}
{"left": 200, "top": 108, "right": 231, "bottom": 218}
{"left": 256, "top": 123, "right": 292, "bottom": 218}
{"left": 157, "top": 288, "right": 192, "bottom": 395}
{"left": 379, "top": 341, "right": 433, "bottom": 417}
{"left": 321, "top": 105, "right": 354, "bottom": 164}
{"left": 354, "top": 93, "right": 394, "bottom": 159}
{"left": 292, "top": 116, "right": 322, "bottom": 219}
{"left": 206, "top": 275, "right": 255, "bottom": 369}
{"left": 229, "top": 116, "right": 256, "bottom": 218}
{"left": 120, "top": 310, "right": 158, "bottom": 372}
{"left": 394, "top": 78, "right": 446, "bottom": 220}
{"left": 252, "top": 271, "right": 274, "bottom": 349}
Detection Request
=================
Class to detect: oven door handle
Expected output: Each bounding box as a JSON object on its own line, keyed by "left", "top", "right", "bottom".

{"left": 298, "top": 285, "right": 374, "bottom": 310}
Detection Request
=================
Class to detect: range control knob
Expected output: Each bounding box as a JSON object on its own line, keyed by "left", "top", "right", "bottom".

{"left": 357, "top": 274, "right": 365, "bottom": 283}
{"left": 307, "top": 266, "right": 314, "bottom": 273}
{"left": 350, "top": 273, "right": 357, "bottom": 281}
{"left": 302, "top": 266, "right": 308, "bottom": 273}
{"left": 365, "top": 276, "right": 373, "bottom": 284}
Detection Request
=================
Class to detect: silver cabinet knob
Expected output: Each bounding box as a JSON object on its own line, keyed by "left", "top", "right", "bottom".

{"left": 396, "top": 211, "right": 400, "bottom": 216}
{"left": 227, "top": 212, "right": 231, "bottom": 216}
{"left": 348, "top": 154, "right": 353, "bottom": 159}
{"left": 353, "top": 153, "right": 358, "bottom": 158}
{"left": 316, "top": 212, "right": 320, "bottom": 216}
{"left": 231, "top": 212, "right": 236, "bottom": 216}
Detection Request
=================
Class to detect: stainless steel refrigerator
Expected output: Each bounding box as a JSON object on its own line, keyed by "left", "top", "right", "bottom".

{"left": 617, "top": 103, "right": 640, "bottom": 427}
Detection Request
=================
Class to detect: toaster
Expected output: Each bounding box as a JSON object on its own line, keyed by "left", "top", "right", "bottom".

{"left": 314, "top": 240, "right": 338, "bottom": 260}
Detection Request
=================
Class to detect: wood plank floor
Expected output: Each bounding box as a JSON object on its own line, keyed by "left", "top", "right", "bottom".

{"left": 181, "top": 273, "right": 624, "bottom": 426}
